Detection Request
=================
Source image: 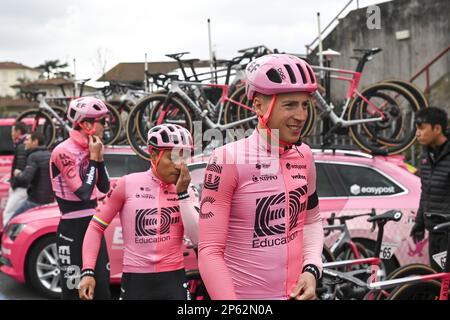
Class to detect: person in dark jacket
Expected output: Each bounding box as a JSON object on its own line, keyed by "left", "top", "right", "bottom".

{"left": 410, "top": 107, "right": 450, "bottom": 271}
{"left": 11, "top": 132, "right": 54, "bottom": 218}
{"left": 2, "top": 122, "right": 28, "bottom": 227}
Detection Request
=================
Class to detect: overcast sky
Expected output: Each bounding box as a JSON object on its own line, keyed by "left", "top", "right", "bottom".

{"left": 1, "top": 0, "right": 390, "bottom": 81}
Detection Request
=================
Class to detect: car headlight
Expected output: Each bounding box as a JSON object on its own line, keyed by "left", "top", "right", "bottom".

{"left": 6, "top": 223, "right": 26, "bottom": 241}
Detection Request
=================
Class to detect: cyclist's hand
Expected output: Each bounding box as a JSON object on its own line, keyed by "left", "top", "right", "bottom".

{"left": 78, "top": 276, "right": 96, "bottom": 300}
{"left": 13, "top": 169, "right": 22, "bottom": 177}
{"left": 290, "top": 272, "right": 316, "bottom": 300}
{"left": 89, "top": 135, "right": 104, "bottom": 161}
{"left": 410, "top": 222, "right": 425, "bottom": 243}
{"left": 176, "top": 163, "right": 191, "bottom": 193}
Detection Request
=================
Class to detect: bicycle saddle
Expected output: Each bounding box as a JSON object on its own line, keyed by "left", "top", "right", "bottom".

{"left": 166, "top": 52, "right": 190, "bottom": 59}
{"left": 353, "top": 48, "right": 382, "bottom": 55}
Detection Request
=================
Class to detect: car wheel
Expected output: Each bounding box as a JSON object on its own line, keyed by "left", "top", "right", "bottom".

{"left": 26, "top": 235, "right": 61, "bottom": 299}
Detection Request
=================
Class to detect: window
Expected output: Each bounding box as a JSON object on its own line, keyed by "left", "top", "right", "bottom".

{"left": 0, "top": 125, "right": 14, "bottom": 155}
{"left": 103, "top": 153, "right": 149, "bottom": 178}
{"left": 315, "top": 163, "right": 344, "bottom": 197}
{"left": 335, "top": 163, "right": 404, "bottom": 197}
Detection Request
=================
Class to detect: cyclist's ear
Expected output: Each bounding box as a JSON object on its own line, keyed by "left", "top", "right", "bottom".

{"left": 253, "top": 94, "right": 265, "bottom": 117}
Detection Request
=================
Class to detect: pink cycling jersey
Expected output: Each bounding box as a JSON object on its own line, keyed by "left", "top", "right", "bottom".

{"left": 50, "top": 130, "right": 109, "bottom": 218}
{"left": 82, "top": 169, "right": 199, "bottom": 273}
{"left": 198, "top": 129, "right": 323, "bottom": 300}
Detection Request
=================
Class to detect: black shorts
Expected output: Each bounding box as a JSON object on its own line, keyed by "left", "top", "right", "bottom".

{"left": 120, "top": 269, "right": 190, "bottom": 300}
{"left": 56, "top": 216, "right": 111, "bottom": 300}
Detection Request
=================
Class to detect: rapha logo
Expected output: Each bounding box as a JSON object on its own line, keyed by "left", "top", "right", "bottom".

{"left": 291, "top": 174, "right": 306, "bottom": 180}
{"left": 255, "top": 161, "right": 271, "bottom": 170}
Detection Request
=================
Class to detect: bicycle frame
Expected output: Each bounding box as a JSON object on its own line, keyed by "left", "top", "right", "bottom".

{"left": 162, "top": 80, "right": 257, "bottom": 131}
{"left": 311, "top": 65, "right": 386, "bottom": 128}
{"left": 325, "top": 224, "right": 364, "bottom": 260}
{"left": 37, "top": 96, "right": 72, "bottom": 133}
{"left": 368, "top": 223, "right": 450, "bottom": 300}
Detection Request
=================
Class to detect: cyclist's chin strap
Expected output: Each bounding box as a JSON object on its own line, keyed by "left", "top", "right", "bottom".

{"left": 149, "top": 148, "right": 172, "bottom": 187}
{"left": 80, "top": 122, "right": 97, "bottom": 136}
{"left": 258, "top": 95, "right": 292, "bottom": 152}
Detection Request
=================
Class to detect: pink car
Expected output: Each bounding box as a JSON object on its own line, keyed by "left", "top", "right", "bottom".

{"left": 1, "top": 147, "right": 427, "bottom": 298}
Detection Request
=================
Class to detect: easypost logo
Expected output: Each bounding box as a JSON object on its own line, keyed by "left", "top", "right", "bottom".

{"left": 350, "top": 184, "right": 395, "bottom": 196}
{"left": 350, "top": 184, "right": 361, "bottom": 195}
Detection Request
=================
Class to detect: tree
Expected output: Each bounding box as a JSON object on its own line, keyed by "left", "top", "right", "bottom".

{"left": 36, "top": 60, "right": 70, "bottom": 79}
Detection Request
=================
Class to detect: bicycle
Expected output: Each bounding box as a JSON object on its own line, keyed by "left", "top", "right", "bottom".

{"left": 222, "top": 48, "right": 424, "bottom": 155}
{"left": 15, "top": 91, "right": 122, "bottom": 147}
{"left": 126, "top": 50, "right": 314, "bottom": 160}
{"left": 368, "top": 212, "right": 450, "bottom": 300}
{"left": 317, "top": 209, "right": 403, "bottom": 300}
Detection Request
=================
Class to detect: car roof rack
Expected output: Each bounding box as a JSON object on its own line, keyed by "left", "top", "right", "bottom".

{"left": 311, "top": 147, "right": 373, "bottom": 159}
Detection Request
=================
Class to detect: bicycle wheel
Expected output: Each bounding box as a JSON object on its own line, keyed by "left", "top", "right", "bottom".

{"left": 47, "top": 106, "right": 70, "bottom": 147}
{"left": 126, "top": 93, "right": 193, "bottom": 160}
{"left": 383, "top": 79, "right": 428, "bottom": 109}
{"left": 387, "top": 280, "right": 442, "bottom": 300}
{"left": 223, "top": 86, "right": 316, "bottom": 140}
{"left": 16, "top": 109, "right": 55, "bottom": 148}
{"left": 185, "top": 269, "right": 210, "bottom": 300}
{"left": 103, "top": 102, "right": 122, "bottom": 145}
{"left": 107, "top": 99, "right": 134, "bottom": 145}
{"left": 347, "top": 82, "right": 421, "bottom": 155}
{"left": 375, "top": 264, "right": 436, "bottom": 300}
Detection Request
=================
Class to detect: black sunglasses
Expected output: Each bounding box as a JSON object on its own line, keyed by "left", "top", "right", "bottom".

{"left": 94, "top": 117, "right": 107, "bottom": 125}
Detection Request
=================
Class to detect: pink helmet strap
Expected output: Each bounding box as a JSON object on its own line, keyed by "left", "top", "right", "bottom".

{"left": 150, "top": 150, "right": 173, "bottom": 185}
{"left": 258, "top": 94, "right": 292, "bottom": 150}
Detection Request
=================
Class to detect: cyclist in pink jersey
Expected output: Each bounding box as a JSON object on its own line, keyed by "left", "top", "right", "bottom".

{"left": 198, "top": 54, "right": 324, "bottom": 300}
{"left": 78, "top": 124, "right": 199, "bottom": 300}
{"left": 50, "top": 97, "right": 111, "bottom": 300}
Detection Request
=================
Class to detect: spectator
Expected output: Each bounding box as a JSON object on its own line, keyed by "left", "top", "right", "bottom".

{"left": 11, "top": 132, "right": 54, "bottom": 218}
{"left": 410, "top": 107, "right": 450, "bottom": 272}
{"left": 2, "top": 122, "right": 28, "bottom": 227}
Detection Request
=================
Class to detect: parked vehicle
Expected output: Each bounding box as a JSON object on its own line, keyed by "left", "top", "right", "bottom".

{"left": 1, "top": 146, "right": 426, "bottom": 298}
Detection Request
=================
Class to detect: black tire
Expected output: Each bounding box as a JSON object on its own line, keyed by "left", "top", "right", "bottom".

{"left": 383, "top": 79, "right": 428, "bottom": 110}
{"left": 347, "top": 82, "right": 421, "bottom": 155}
{"left": 16, "top": 109, "right": 56, "bottom": 148}
{"left": 387, "top": 280, "right": 442, "bottom": 300}
{"left": 126, "top": 93, "right": 193, "bottom": 160}
{"left": 103, "top": 102, "right": 123, "bottom": 145}
{"left": 25, "top": 234, "right": 61, "bottom": 299}
{"left": 47, "top": 106, "right": 70, "bottom": 147}
{"left": 185, "top": 269, "right": 210, "bottom": 300}
{"left": 375, "top": 264, "right": 436, "bottom": 300}
{"left": 107, "top": 99, "right": 134, "bottom": 145}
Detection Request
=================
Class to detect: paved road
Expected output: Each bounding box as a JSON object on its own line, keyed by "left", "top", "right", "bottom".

{"left": 0, "top": 270, "right": 45, "bottom": 300}
{"left": 0, "top": 269, "right": 120, "bottom": 300}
